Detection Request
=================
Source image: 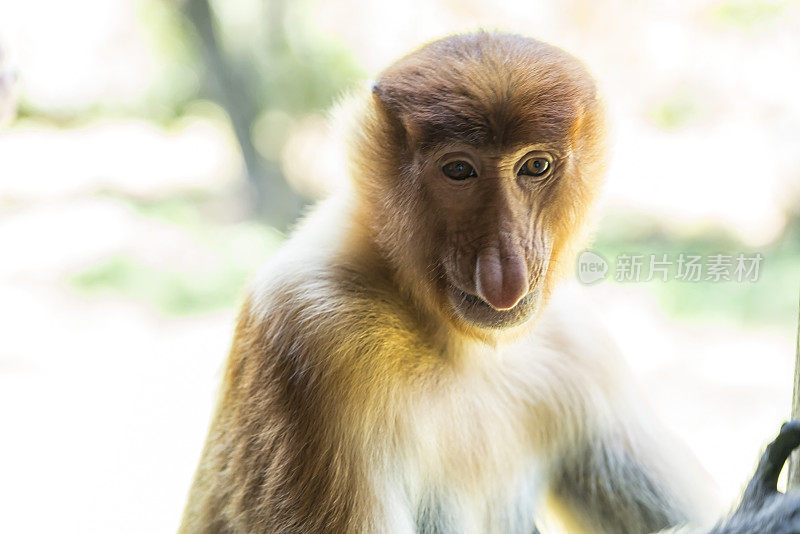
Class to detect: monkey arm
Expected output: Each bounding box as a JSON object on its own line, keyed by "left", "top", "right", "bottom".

{"left": 179, "top": 260, "right": 426, "bottom": 534}
{"left": 546, "top": 413, "right": 800, "bottom": 534}
{"left": 532, "top": 292, "right": 717, "bottom": 534}
{"left": 545, "top": 424, "right": 713, "bottom": 534}
{"left": 704, "top": 421, "right": 800, "bottom": 534}
{"left": 538, "top": 356, "right": 719, "bottom": 534}
{"left": 178, "top": 296, "right": 377, "bottom": 534}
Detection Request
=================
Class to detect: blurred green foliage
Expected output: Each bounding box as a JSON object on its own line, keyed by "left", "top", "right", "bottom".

{"left": 593, "top": 212, "right": 800, "bottom": 330}
{"left": 70, "top": 194, "right": 283, "bottom": 316}
{"left": 139, "top": 0, "right": 363, "bottom": 121}
{"left": 708, "top": 0, "right": 793, "bottom": 30}
{"left": 648, "top": 90, "right": 702, "bottom": 131}
{"left": 62, "top": 0, "right": 366, "bottom": 314}
{"left": 71, "top": 255, "right": 241, "bottom": 316}
{"left": 137, "top": 0, "right": 204, "bottom": 122}
{"left": 255, "top": 5, "right": 364, "bottom": 114}
{"left": 22, "top": 0, "right": 363, "bottom": 125}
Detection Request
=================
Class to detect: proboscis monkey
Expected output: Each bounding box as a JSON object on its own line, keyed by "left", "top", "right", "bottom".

{"left": 179, "top": 32, "right": 800, "bottom": 534}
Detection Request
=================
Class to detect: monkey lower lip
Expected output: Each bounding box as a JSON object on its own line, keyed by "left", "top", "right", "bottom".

{"left": 474, "top": 292, "right": 514, "bottom": 310}
{"left": 461, "top": 290, "right": 504, "bottom": 309}
{"left": 447, "top": 284, "right": 540, "bottom": 329}
{"left": 456, "top": 288, "right": 526, "bottom": 312}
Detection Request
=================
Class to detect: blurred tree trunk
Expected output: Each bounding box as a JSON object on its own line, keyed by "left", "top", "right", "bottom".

{"left": 182, "top": 0, "right": 302, "bottom": 230}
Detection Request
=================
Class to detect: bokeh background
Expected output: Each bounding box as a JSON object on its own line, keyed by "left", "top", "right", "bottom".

{"left": 0, "top": 0, "right": 799, "bottom": 532}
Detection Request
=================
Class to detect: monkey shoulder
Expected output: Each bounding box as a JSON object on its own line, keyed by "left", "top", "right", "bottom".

{"left": 520, "top": 284, "right": 634, "bottom": 395}
{"left": 245, "top": 200, "right": 414, "bottom": 347}
{"left": 231, "top": 229, "right": 427, "bottom": 403}
{"left": 254, "top": 250, "right": 414, "bottom": 337}
{"left": 198, "top": 230, "right": 412, "bottom": 532}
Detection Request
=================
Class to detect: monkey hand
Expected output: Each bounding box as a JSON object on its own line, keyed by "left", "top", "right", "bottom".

{"left": 708, "top": 420, "right": 800, "bottom": 534}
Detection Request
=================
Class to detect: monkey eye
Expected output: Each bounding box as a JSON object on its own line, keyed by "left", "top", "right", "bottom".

{"left": 442, "top": 160, "right": 477, "bottom": 180}
{"left": 518, "top": 157, "right": 551, "bottom": 178}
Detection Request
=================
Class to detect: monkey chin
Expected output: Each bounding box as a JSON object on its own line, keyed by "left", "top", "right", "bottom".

{"left": 447, "top": 285, "right": 541, "bottom": 330}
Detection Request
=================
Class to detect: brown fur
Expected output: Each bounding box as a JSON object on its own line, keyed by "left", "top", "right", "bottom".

{"left": 356, "top": 32, "right": 607, "bottom": 339}
{"left": 179, "top": 32, "right": 711, "bottom": 534}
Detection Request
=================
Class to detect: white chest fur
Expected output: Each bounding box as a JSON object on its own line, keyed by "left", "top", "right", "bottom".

{"left": 374, "top": 345, "right": 551, "bottom": 534}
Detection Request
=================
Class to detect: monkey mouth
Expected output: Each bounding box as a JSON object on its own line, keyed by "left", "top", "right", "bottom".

{"left": 447, "top": 284, "right": 540, "bottom": 329}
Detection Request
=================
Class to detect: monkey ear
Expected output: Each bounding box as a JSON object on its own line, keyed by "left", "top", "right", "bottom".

{"left": 369, "top": 81, "right": 381, "bottom": 97}
{"left": 370, "top": 80, "right": 397, "bottom": 112}
{"left": 371, "top": 80, "right": 421, "bottom": 149}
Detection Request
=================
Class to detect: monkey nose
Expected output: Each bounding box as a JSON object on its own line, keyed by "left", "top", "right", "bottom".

{"left": 475, "top": 248, "right": 529, "bottom": 311}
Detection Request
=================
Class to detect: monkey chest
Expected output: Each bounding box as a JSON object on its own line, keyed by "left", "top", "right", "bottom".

{"left": 409, "top": 467, "right": 543, "bottom": 534}
{"left": 385, "top": 396, "right": 545, "bottom": 533}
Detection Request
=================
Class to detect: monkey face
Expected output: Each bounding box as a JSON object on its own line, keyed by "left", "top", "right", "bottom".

{"left": 422, "top": 145, "right": 561, "bottom": 329}
{"left": 361, "top": 32, "right": 607, "bottom": 333}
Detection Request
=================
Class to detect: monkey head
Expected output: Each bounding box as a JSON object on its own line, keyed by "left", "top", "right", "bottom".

{"left": 352, "top": 32, "right": 607, "bottom": 335}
